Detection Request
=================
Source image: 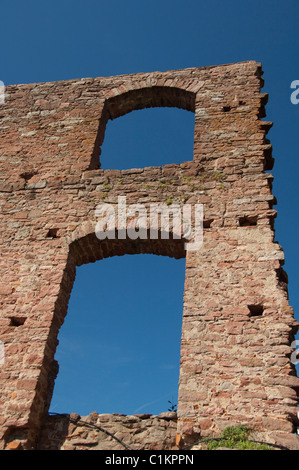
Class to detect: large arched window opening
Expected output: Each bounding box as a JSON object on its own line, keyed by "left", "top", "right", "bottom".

{"left": 49, "top": 253, "right": 185, "bottom": 416}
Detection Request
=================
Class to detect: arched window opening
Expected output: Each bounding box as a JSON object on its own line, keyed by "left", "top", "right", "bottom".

{"left": 99, "top": 106, "right": 195, "bottom": 171}
{"left": 49, "top": 254, "right": 185, "bottom": 416}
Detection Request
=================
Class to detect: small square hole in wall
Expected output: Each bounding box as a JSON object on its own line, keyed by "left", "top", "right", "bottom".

{"left": 46, "top": 228, "right": 59, "bottom": 239}
{"left": 239, "top": 215, "right": 258, "bottom": 227}
{"left": 222, "top": 106, "right": 231, "bottom": 112}
{"left": 203, "top": 219, "right": 214, "bottom": 228}
{"left": 9, "top": 317, "right": 26, "bottom": 327}
{"left": 20, "top": 171, "right": 37, "bottom": 182}
{"left": 248, "top": 304, "right": 264, "bottom": 317}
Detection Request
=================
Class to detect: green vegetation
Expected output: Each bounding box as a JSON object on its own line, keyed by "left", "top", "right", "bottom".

{"left": 206, "top": 425, "right": 272, "bottom": 450}
{"left": 103, "top": 181, "right": 113, "bottom": 191}
{"left": 158, "top": 178, "right": 173, "bottom": 188}
{"left": 212, "top": 171, "right": 224, "bottom": 182}
{"left": 144, "top": 183, "right": 155, "bottom": 189}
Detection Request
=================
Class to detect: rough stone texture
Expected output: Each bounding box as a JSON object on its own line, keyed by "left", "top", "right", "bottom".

{"left": 38, "top": 411, "right": 178, "bottom": 450}
{"left": 0, "top": 61, "right": 298, "bottom": 450}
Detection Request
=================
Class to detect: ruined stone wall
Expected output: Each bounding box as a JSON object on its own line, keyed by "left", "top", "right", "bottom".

{"left": 0, "top": 61, "right": 298, "bottom": 451}
{"left": 37, "top": 411, "right": 178, "bottom": 451}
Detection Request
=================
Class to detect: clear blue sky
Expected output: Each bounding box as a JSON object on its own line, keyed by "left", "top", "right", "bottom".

{"left": 1, "top": 0, "right": 299, "bottom": 416}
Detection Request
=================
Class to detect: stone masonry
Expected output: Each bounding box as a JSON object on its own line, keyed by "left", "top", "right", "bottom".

{"left": 0, "top": 61, "right": 299, "bottom": 450}
{"left": 38, "top": 411, "right": 178, "bottom": 451}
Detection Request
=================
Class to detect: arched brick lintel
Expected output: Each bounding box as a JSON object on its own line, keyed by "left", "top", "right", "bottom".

{"left": 105, "top": 86, "right": 196, "bottom": 120}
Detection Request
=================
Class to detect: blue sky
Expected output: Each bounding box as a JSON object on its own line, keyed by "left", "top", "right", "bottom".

{"left": 1, "top": 0, "right": 299, "bottom": 416}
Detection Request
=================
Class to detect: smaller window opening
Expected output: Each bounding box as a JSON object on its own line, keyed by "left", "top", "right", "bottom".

{"left": 9, "top": 316, "right": 26, "bottom": 327}
{"left": 222, "top": 106, "right": 231, "bottom": 112}
{"left": 248, "top": 304, "right": 264, "bottom": 317}
{"left": 46, "top": 228, "right": 59, "bottom": 239}
{"left": 99, "top": 107, "right": 195, "bottom": 171}
{"left": 239, "top": 100, "right": 246, "bottom": 106}
{"left": 239, "top": 215, "right": 258, "bottom": 227}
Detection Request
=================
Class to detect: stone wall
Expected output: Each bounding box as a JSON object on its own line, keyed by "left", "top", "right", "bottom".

{"left": 0, "top": 61, "right": 298, "bottom": 450}
{"left": 37, "top": 411, "right": 178, "bottom": 451}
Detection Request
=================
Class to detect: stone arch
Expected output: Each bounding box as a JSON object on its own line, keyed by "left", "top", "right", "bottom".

{"left": 45, "top": 226, "right": 187, "bottom": 416}
{"left": 90, "top": 86, "right": 197, "bottom": 169}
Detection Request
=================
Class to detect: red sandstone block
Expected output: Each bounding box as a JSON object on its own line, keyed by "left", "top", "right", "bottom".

{"left": 6, "top": 440, "right": 22, "bottom": 450}
{"left": 104, "top": 169, "right": 121, "bottom": 177}
{"left": 0, "top": 285, "right": 12, "bottom": 295}
{"left": 16, "top": 379, "right": 38, "bottom": 391}
{"left": 25, "top": 354, "right": 44, "bottom": 366}
{"left": 14, "top": 211, "right": 28, "bottom": 219}
{"left": 205, "top": 299, "right": 218, "bottom": 309}
{"left": 0, "top": 183, "right": 13, "bottom": 192}
{"left": 222, "top": 306, "right": 250, "bottom": 316}
{"left": 197, "top": 418, "right": 213, "bottom": 430}
{"left": 261, "top": 417, "right": 294, "bottom": 433}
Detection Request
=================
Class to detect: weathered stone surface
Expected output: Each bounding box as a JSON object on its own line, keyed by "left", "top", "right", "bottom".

{"left": 0, "top": 62, "right": 298, "bottom": 451}
{"left": 37, "top": 412, "right": 178, "bottom": 450}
